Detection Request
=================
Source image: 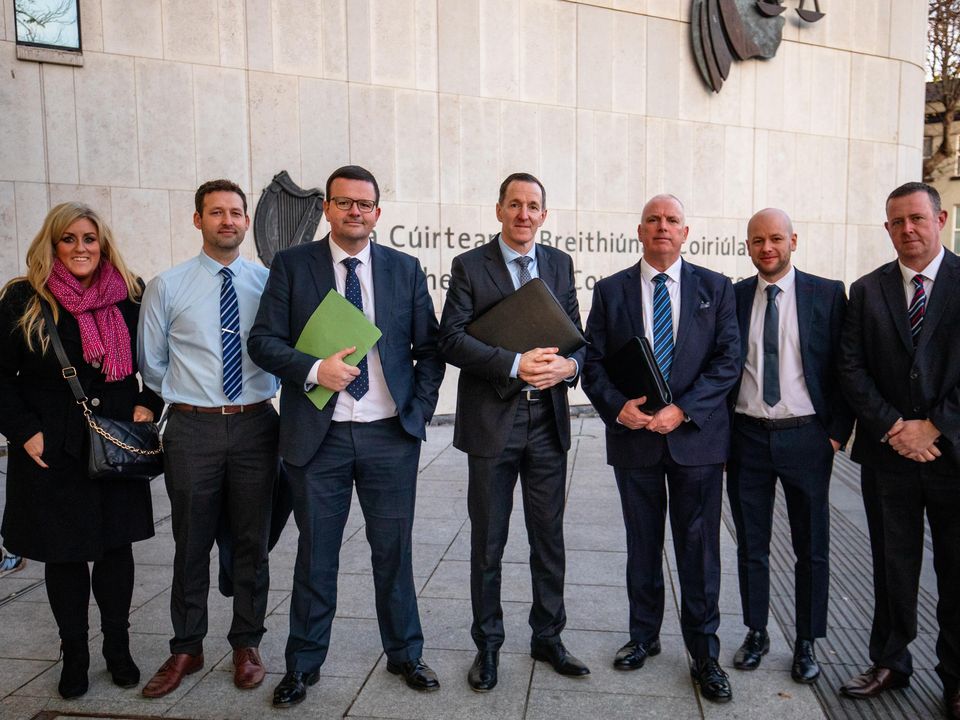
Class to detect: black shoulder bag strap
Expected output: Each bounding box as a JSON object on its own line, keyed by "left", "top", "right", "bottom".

{"left": 39, "top": 298, "right": 90, "bottom": 409}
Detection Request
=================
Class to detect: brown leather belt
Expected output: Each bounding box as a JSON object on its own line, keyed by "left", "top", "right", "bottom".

{"left": 171, "top": 400, "right": 270, "bottom": 415}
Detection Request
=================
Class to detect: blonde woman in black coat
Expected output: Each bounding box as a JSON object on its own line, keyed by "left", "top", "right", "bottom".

{"left": 0, "top": 203, "right": 162, "bottom": 698}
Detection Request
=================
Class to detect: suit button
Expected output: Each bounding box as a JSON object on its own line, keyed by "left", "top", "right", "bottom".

{"left": 91, "top": 360, "right": 101, "bottom": 369}
{"left": 910, "top": 371, "right": 918, "bottom": 379}
{"left": 913, "top": 406, "right": 920, "bottom": 412}
{"left": 91, "top": 398, "right": 101, "bottom": 407}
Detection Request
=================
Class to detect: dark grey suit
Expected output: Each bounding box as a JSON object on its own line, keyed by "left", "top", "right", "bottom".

{"left": 839, "top": 248, "right": 960, "bottom": 689}
{"left": 438, "top": 237, "right": 585, "bottom": 652}
{"left": 248, "top": 235, "right": 444, "bottom": 672}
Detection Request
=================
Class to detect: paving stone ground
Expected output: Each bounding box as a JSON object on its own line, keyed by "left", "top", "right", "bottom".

{"left": 0, "top": 417, "right": 941, "bottom": 719}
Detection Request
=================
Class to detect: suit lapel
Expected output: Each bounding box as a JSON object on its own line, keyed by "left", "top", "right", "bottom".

{"left": 795, "top": 269, "right": 814, "bottom": 364}
{"left": 916, "top": 249, "right": 960, "bottom": 354}
{"left": 483, "top": 235, "right": 520, "bottom": 299}
{"left": 673, "top": 260, "right": 699, "bottom": 357}
{"left": 308, "top": 235, "right": 337, "bottom": 305}
{"left": 621, "top": 263, "right": 645, "bottom": 338}
{"left": 737, "top": 277, "right": 757, "bottom": 363}
{"left": 370, "top": 242, "right": 394, "bottom": 331}
{"left": 879, "top": 261, "right": 913, "bottom": 354}
{"left": 536, "top": 244, "right": 560, "bottom": 295}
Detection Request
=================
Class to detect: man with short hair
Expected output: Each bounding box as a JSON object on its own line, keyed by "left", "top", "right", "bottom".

{"left": 139, "top": 179, "right": 280, "bottom": 697}
{"left": 439, "top": 172, "right": 589, "bottom": 692}
{"left": 838, "top": 182, "right": 960, "bottom": 720}
{"left": 582, "top": 194, "right": 740, "bottom": 703}
{"left": 249, "top": 165, "right": 445, "bottom": 707}
{"left": 726, "top": 208, "right": 853, "bottom": 683}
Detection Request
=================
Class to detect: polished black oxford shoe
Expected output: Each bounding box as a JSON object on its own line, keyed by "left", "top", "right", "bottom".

{"left": 386, "top": 657, "right": 440, "bottom": 691}
{"left": 732, "top": 628, "right": 769, "bottom": 670}
{"left": 691, "top": 658, "right": 733, "bottom": 703}
{"left": 467, "top": 650, "right": 499, "bottom": 692}
{"left": 791, "top": 639, "right": 820, "bottom": 684}
{"left": 613, "top": 637, "right": 661, "bottom": 670}
{"left": 272, "top": 669, "right": 320, "bottom": 707}
{"left": 531, "top": 641, "right": 590, "bottom": 677}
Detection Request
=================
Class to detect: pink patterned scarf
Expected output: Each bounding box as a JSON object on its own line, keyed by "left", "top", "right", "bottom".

{"left": 46, "top": 259, "right": 133, "bottom": 382}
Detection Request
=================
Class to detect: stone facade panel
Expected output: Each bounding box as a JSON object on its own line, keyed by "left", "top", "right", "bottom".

{"left": 136, "top": 59, "right": 197, "bottom": 190}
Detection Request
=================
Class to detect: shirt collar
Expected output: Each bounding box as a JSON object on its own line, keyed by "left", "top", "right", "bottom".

{"left": 898, "top": 245, "right": 945, "bottom": 284}
{"left": 330, "top": 238, "right": 372, "bottom": 267}
{"left": 757, "top": 265, "right": 795, "bottom": 295}
{"left": 640, "top": 256, "right": 682, "bottom": 284}
{"left": 498, "top": 234, "right": 536, "bottom": 266}
{"left": 198, "top": 250, "right": 244, "bottom": 276}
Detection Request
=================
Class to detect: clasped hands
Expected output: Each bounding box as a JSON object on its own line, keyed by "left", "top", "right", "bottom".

{"left": 617, "top": 398, "right": 685, "bottom": 434}
{"left": 517, "top": 347, "right": 576, "bottom": 390}
{"left": 886, "top": 417, "right": 941, "bottom": 463}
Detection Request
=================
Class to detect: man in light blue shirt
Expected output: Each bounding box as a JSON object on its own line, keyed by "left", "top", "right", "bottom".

{"left": 138, "top": 179, "right": 280, "bottom": 698}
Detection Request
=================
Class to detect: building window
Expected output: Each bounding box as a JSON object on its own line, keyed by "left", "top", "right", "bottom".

{"left": 924, "top": 136, "right": 933, "bottom": 159}
{"left": 954, "top": 206, "right": 960, "bottom": 253}
{"left": 14, "top": 0, "right": 83, "bottom": 66}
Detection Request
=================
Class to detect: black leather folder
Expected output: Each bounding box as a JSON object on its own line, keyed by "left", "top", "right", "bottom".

{"left": 466, "top": 278, "right": 586, "bottom": 399}
{"left": 603, "top": 336, "right": 673, "bottom": 412}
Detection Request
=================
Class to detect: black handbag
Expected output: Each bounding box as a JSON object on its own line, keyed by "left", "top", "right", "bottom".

{"left": 40, "top": 300, "right": 163, "bottom": 481}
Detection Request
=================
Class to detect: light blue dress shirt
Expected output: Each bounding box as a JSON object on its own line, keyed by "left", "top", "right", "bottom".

{"left": 138, "top": 251, "right": 279, "bottom": 406}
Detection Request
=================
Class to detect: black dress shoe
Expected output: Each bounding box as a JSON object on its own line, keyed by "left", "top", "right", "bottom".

{"left": 272, "top": 670, "right": 320, "bottom": 707}
{"left": 691, "top": 658, "right": 733, "bottom": 703}
{"left": 613, "top": 638, "right": 661, "bottom": 671}
{"left": 386, "top": 657, "right": 440, "bottom": 692}
{"left": 531, "top": 641, "right": 590, "bottom": 677}
{"left": 467, "top": 650, "right": 499, "bottom": 692}
{"left": 732, "top": 628, "right": 769, "bottom": 670}
{"left": 791, "top": 639, "right": 820, "bottom": 684}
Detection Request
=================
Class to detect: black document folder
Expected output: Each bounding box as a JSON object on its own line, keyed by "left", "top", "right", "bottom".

{"left": 466, "top": 278, "right": 586, "bottom": 399}
{"left": 603, "top": 336, "right": 673, "bottom": 412}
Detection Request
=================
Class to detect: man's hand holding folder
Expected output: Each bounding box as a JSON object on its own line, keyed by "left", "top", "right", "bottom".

{"left": 315, "top": 346, "right": 361, "bottom": 391}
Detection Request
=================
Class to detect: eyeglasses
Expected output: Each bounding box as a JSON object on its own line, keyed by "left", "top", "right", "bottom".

{"left": 328, "top": 197, "right": 377, "bottom": 213}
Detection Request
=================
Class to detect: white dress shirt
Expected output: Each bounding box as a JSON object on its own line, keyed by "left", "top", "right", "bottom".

{"left": 898, "top": 244, "right": 944, "bottom": 306}
{"left": 639, "top": 257, "right": 682, "bottom": 347}
{"left": 306, "top": 240, "right": 397, "bottom": 423}
{"left": 735, "top": 267, "right": 815, "bottom": 419}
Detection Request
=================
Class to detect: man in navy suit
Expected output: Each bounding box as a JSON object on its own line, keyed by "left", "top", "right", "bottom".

{"left": 439, "top": 173, "right": 589, "bottom": 692}
{"left": 838, "top": 182, "right": 960, "bottom": 720}
{"left": 582, "top": 194, "right": 740, "bottom": 703}
{"left": 248, "top": 165, "right": 445, "bottom": 707}
{"left": 726, "top": 208, "right": 853, "bottom": 683}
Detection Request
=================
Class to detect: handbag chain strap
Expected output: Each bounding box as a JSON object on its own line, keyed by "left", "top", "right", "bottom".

{"left": 39, "top": 298, "right": 162, "bottom": 456}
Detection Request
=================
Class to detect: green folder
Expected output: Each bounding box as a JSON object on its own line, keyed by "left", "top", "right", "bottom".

{"left": 295, "top": 289, "right": 382, "bottom": 410}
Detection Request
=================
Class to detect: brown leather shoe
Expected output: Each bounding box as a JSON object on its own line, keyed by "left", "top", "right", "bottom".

{"left": 141, "top": 653, "right": 204, "bottom": 698}
{"left": 839, "top": 665, "right": 909, "bottom": 699}
{"left": 233, "top": 647, "right": 265, "bottom": 689}
{"left": 946, "top": 688, "right": 960, "bottom": 720}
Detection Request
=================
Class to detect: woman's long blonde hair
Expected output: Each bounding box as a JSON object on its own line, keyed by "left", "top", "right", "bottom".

{"left": 0, "top": 202, "right": 141, "bottom": 353}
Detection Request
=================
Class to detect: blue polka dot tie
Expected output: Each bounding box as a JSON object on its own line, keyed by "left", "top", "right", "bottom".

{"left": 652, "top": 273, "right": 673, "bottom": 382}
{"left": 219, "top": 267, "right": 243, "bottom": 402}
{"left": 342, "top": 258, "right": 369, "bottom": 400}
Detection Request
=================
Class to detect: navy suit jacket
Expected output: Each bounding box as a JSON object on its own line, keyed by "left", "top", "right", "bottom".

{"left": 438, "top": 237, "right": 585, "bottom": 458}
{"left": 582, "top": 259, "right": 741, "bottom": 468}
{"left": 839, "top": 248, "right": 960, "bottom": 473}
{"left": 733, "top": 269, "right": 854, "bottom": 444}
{"left": 248, "top": 235, "right": 445, "bottom": 467}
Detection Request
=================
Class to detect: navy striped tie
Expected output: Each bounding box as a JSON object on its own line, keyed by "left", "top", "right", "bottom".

{"left": 908, "top": 274, "right": 926, "bottom": 347}
{"left": 652, "top": 273, "right": 673, "bottom": 382}
{"left": 219, "top": 267, "right": 242, "bottom": 402}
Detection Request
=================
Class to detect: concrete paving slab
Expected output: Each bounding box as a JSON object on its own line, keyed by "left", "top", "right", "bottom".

{"left": 523, "top": 688, "right": 702, "bottom": 720}
{"left": 0, "top": 658, "right": 51, "bottom": 697}
{"left": 418, "top": 595, "right": 533, "bottom": 655}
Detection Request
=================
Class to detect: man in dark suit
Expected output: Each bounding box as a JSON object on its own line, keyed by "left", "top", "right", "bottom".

{"left": 838, "top": 181, "right": 960, "bottom": 720}
{"left": 726, "top": 208, "right": 853, "bottom": 683}
{"left": 439, "top": 173, "right": 589, "bottom": 692}
{"left": 248, "top": 165, "right": 445, "bottom": 707}
{"left": 582, "top": 194, "right": 740, "bottom": 703}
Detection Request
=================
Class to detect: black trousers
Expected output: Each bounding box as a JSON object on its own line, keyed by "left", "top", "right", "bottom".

{"left": 467, "top": 395, "right": 568, "bottom": 652}
{"left": 163, "top": 404, "right": 279, "bottom": 654}
{"left": 284, "top": 418, "right": 424, "bottom": 672}
{"left": 45, "top": 543, "right": 135, "bottom": 639}
{"left": 726, "top": 417, "right": 835, "bottom": 639}
{"left": 614, "top": 453, "right": 724, "bottom": 660}
{"left": 861, "top": 465, "right": 960, "bottom": 690}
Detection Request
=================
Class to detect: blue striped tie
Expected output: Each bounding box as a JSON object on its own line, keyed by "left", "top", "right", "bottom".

{"left": 652, "top": 273, "right": 673, "bottom": 382}
{"left": 908, "top": 274, "right": 925, "bottom": 347}
{"left": 342, "top": 258, "right": 369, "bottom": 400}
{"left": 219, "top": 267, "right": 243, "bottom": 402}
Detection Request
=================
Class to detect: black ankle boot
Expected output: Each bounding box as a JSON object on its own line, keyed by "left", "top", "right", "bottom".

{"left": 102, "top": 626, "right": 140, "bottom": 688}
{"left": 58, "top": 634, "right": 90, "bottom": 699}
